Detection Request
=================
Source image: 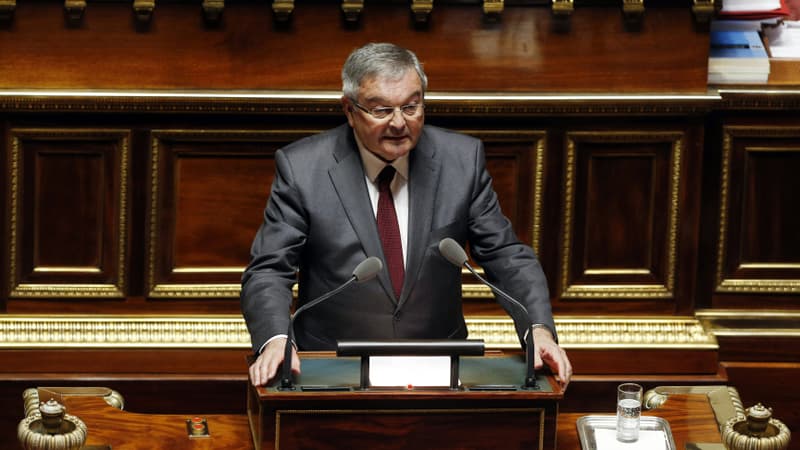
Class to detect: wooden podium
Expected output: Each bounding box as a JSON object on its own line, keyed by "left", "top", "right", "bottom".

{"left": 247, "top": 352, "right": 565, "bottom": 450}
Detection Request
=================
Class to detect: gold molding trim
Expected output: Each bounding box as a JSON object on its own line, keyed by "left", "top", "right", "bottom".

{"left": 7, "top": 129, "right": 130, "bottom": 298}
{"left": 132, "top": 0, "right": 154, "bottom": 23}
{"left": 0, "top": 315, "right": 253, "bottom": 348}
{"left": 715, "top": 126, "right": 800, "bottom": 293}
{"left": 560, "top": 131, "right": 683, "bottom": 299}
{"left": 272, "top": 0, "right": 293, "bottom": 21}
{"left": 202, "top": 0, "right": 224, "bottom": 24}
{"left": 552, "top": 0, "right": 573, "bottom": 16}
{"left": 0, "top": 0, "right": 15, "bottom": 22}
{"left": 692, "top": 0, "right": 715, "bottom": 24}
{"left": 341, "top": 0, "right": 363, "bottom": 22}
{"left": 696, "top": 309, "right": 800, "bottom": 338}
{"left": 411, "top": 0, "right": 433, "bottom": 23}
{"left": 64, "top": 0, "right": 86, "bottom": 23}
{"left": 483, "top": 0, "right": 503, "bottom": 17}
{"left": 0, "top": 90, "right": 721, "bottom": 115}
{"left": 718, "top": 89, "right": 800, "bottom": 110}
{"left": 622, "top": 0, "right": 644, "bottom": 23}
{"left": 0, "top": 315, "right": 717, "bottom": 350}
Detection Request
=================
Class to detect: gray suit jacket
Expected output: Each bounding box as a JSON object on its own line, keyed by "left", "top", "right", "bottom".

{"left": 241, "top": 124, "right": 554, "bottom": 353}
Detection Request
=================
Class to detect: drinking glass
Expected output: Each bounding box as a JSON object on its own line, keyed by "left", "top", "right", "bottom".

{"left": 616, "top": 383, "right": 643, "bottom": 442}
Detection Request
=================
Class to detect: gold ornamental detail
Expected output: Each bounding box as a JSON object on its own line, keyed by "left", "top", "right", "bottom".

{"left": 0, "top": 315, "right": 716, "bottom": 350}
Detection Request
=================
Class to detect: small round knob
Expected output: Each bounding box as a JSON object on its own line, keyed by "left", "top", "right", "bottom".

{"left": 745, "top": 403, "right": 772, "bottom": 434}
{"left": 40, "top": 399, "right": 67, "bottom": 434}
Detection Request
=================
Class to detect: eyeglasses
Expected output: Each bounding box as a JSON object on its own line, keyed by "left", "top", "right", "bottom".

{"left": 350, "top": 99, "right": 424, "bottom": 120}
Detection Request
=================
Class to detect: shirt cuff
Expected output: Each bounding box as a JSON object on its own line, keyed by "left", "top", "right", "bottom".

{"left": 258, "top": 334, "right": 289, "bottom": 355}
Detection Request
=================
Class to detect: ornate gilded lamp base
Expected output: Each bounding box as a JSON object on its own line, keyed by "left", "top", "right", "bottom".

{"left": 17, "top": 398, "right": 87, "bottom": 450}
{"left": 722, "top": 403, "right": 792, "bottom": 450}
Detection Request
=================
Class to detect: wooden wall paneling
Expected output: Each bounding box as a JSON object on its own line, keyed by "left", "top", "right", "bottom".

{"left": 146, "top": 129, "right": 319, "bottom": 299}
{"left": 712, "top": 125, "right": 800, "bottom": 307}
{"left": 0, "top": 2, "right": 709, "bottom": 93}
{"left": 558, "top": 129, "right": 687, "bottom": 312}
{"left": 6, "top": 128, "right": 131, "bottom": 299}
{"left": 457, "top": 130, "right": 547, "bottom": 316}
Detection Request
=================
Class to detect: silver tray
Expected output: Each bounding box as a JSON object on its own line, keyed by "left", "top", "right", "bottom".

{"left": 576, "top": 415, "right": 677, "bottom": 450}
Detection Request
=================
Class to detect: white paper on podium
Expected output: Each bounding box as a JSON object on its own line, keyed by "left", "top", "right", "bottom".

{"left": 592, "top": 429, "right": 669, "bottom": 450}
{"left": 368, "top": 356, "right": 452, "bottom": 387}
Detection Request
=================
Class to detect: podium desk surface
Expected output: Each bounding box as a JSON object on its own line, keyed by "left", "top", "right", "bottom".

{"left": 261, "top": 354, "right": 559, "bottom": 395}
{"left": 25, "top": 384, "right": 730, "bottom": 450}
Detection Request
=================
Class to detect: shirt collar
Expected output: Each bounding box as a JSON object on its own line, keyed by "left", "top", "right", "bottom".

{"left": 353, "top": 132, "right": 409, "bottom": 183}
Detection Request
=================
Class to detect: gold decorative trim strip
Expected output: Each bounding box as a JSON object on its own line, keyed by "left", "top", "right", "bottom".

{"left": 0, "top": 315, "right": 717, "bottom": 350}
{"left": 560, "top": 131, "right": 682, "bottom": 299}
{"left": 202, "top": 0, "right": 224, "bottom": 24}
{"left": 0, "top": 315, "right": 253, "bottom": 348}
{"left": 552, "top": 0, "right": 573, "bottom": 16}
{"left": 272, "top": 0, "right": 293, "bottom": 21}
{"left": 483, "top": 0, "right": 503, "bottom": 16}
{"left": 132, "top": 0, "right": 155, "bottom": 23}
{"left": 715, "top": 126, "right": 800, "bottom": 293}
{"left": 64, "top": 0, "right": 86, "bottom": 22}
{"left": 341, "top": 0, "right": 363, "bottom": 22}
{"left": 148, "top": 283, "right": 242, "bottom": 298}
{"left": 718, "top": 89, "right": 800, "bottom": 110}
{"left": 0, "top": 90, "right": 721, "bottom": 115}
{"left": 410, "top": 0, "right": 433, "bottom": 23}
{"left": 696, "top": 309, "right": 800, "bottom": 338}
{"left": 0, "top": 0, "right": 15, "bottom": 22}
{"left": 692, "top": 0, "right": 715, "bottom": 24}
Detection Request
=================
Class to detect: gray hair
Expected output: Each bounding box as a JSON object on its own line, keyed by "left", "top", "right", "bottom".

{"left": 341, "top": 43, "right": 428, "bottom": 100}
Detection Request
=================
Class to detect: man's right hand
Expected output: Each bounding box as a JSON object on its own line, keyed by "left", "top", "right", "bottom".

{"left": 248, "top": 337, "right": 301, "bottom": 386}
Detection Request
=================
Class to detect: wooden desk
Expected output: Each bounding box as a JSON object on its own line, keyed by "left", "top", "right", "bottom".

{"left": 20, "top": 385, "right": 736, "bottom": 449}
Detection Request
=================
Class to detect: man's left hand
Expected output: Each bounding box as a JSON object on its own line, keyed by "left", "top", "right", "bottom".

{"left": 532, "top": 326, "right": 573, "bottom": 386}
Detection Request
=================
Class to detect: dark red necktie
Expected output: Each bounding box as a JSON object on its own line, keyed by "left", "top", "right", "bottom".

{"left": 376, "top": 166, "right": 405, "bottom": 298}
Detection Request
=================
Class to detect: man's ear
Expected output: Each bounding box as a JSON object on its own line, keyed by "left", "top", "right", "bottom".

{"left": 342, "top": 96, "right": 356, "bottom": 126}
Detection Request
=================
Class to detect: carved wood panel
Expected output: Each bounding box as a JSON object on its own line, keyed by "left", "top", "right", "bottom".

{"left": 560, "top": 131, "right": 685, "bottom": 301}
{"left": 459, "top": 130, "right": 546, "bottom": 301}
{"left": 146, "top": 129, "right": 319, "bottom": 298}
{"left": 6, "top": 128, "right": 131, "bottom": 298}
{"left": 715, "top": 126, "right": 800, "bottom": 295}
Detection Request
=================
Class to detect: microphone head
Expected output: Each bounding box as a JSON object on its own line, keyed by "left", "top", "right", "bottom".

{"left": 439, "top": 238, "right": 468, "bottom": 267}
{"left": 353, "top": 256, "right": 383, "bottom": 282}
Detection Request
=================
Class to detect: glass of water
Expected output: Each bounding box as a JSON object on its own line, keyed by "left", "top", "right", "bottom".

{"left": 616, "top": 383, "right": 643, "bottom": 442}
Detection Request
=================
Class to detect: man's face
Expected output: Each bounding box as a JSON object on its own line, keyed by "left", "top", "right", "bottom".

{"left": 343, "top": 70, "right": 424, "bottom": 162}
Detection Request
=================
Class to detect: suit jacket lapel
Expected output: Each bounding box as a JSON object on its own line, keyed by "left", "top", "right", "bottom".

{"left": 398, "top": 131, "right": 441, "bottom": 308}
{"left": 329, "top": 127, "right": 397, "bottom": 303}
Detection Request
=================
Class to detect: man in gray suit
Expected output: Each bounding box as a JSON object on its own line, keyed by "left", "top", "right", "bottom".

{"left": 242, "top": 42, "right": 572, "bottom": 387}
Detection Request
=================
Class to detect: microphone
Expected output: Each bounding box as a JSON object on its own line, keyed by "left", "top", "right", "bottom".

{"left": 279, "top": 256, "right": 382, "bottom": 391}
{"left": 438, "top": 238, "right": 539, "bottom": 390}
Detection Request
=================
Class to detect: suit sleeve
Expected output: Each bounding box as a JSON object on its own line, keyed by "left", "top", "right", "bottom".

{"left": 241, "top": 149, "right": 308, "bottom": 354}
{"left": 465, "top": 141, "right": 557, "bottom": 345}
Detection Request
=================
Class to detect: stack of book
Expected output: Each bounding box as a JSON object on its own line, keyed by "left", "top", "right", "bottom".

{"left": 708, "top": 26, "right": 771, "bottom": 84}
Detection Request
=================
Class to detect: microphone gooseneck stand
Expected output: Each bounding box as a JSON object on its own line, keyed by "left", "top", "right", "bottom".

{"left": 438, "top": 238, "right": 540, "bottom": 390}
